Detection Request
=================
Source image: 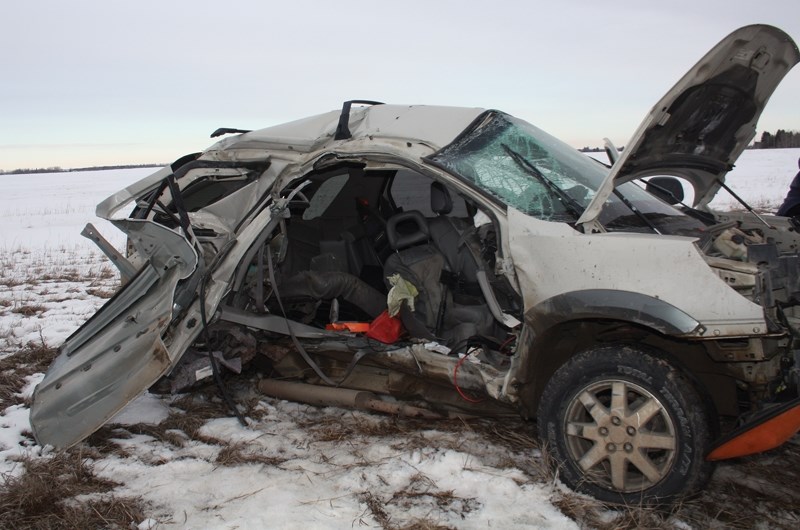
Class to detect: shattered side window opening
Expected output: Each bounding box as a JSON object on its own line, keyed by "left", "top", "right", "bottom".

{"left": 302, "top": 174, "right": 349, "bottom": 220}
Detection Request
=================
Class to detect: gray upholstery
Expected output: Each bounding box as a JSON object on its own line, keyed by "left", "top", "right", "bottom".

{"left": 384, "top": 211, "right": 445, "bottom": 334}
{"left": 386, "top": 210, "right": 430, "bottom": 250}
{"left": 383, "top": 208, "right": 493, "bottom": 346}
{"left": 428, "top": 183, "right": 480, "bottom": 284}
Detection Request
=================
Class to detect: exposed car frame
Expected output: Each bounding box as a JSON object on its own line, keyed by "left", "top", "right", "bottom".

{"left": 31, "top": 24, "right": 800, "bottom": 504}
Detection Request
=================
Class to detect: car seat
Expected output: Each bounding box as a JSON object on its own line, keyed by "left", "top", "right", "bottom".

{"left": 383, "top": 210, "right": 492, "bottom": 347}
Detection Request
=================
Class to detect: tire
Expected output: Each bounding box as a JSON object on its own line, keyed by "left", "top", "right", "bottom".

{"left": 536, "top": 344, "right": 715, "bottom": 504}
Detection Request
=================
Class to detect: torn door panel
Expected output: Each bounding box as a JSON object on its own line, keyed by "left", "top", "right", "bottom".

{"left": 30, "top": 221, "right": 198, "bottom": 448}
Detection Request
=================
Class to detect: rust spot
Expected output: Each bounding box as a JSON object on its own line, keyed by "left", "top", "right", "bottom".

{"left": 152, "top": 342, "right": 170, "bottom": 365}
{"left": 257, "top": 343, "right": 293, "bottom": 362}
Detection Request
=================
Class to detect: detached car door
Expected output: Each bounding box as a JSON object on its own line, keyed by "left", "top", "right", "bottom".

{"left": 30, "top": 219, "right": 198, "bottom": 448}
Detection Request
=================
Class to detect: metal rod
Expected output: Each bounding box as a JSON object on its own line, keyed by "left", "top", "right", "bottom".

{"left": 258, "top": 379, "right": 444, "bottom": 419}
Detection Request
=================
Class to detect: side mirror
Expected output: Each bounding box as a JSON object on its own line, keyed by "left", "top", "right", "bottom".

{"left": 646, "top": 176, "right": 684, "bottom": 205}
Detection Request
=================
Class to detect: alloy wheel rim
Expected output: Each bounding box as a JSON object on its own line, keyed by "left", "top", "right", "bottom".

{"left": 563, "top": 379, "right": 677, "bottom": 492}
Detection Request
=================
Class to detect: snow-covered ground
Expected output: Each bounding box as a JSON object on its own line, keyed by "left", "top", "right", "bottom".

{"left": 1, "top": 149, "right": 800, "bottom": 529}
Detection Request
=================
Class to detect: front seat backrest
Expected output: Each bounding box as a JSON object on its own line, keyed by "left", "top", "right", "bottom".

{"left": 386, "top": 210, "right": 430, "bottom": 250}
{"left": 383, "top": 211, "right": 444, "bottom": 335}
{"left": 430, "top": 181, "right": 453, "bottom": 215}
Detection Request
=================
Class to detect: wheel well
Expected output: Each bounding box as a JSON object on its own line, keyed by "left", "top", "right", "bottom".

{"left": 515, "top": 319, "right": 735, "bottom": 421}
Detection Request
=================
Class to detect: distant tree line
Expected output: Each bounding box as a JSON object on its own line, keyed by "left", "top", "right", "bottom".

{"left": 578, "top": 129, "right": 800, "bottom": 152}
{"left": 753, "top": 130, "right": 800, "bottom": 149}
{"left": 0, "top": 163, "right": 163, "bottom": 175}
{"left": 579, "top": 146, "right": 624, "bottom": 153}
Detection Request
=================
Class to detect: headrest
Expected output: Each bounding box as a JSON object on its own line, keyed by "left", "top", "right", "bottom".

{"left": 386, "top": 211, "right": 429, "bottom": 250}
{"left": 430, "top": 181, "right": 453, "bottom": 215}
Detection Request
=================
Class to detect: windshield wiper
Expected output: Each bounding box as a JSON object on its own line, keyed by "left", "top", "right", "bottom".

{"left": 612, "top": 188, "right": 661, "bottom": 234}
{"left": 501, "top": 144, "right": 584, "bottom": 220}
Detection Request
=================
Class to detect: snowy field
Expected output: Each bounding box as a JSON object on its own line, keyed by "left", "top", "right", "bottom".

{"left": 1, "top": 150, "right": 800, "bottom": 529}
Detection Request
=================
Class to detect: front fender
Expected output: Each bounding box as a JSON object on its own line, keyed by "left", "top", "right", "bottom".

{"left": 509, "top": 290, "right": 702, "bottom": 416}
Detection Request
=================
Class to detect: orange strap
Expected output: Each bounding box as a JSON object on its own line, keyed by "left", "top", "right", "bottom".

{"left": 325, "top": 322, "right": 371, "bottom": 333}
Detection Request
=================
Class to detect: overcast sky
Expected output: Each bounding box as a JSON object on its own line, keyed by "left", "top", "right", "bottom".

{"left": 2, "top": 0, "right": 799, "bottom": 170}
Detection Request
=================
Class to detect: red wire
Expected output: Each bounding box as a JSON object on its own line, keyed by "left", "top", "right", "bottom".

{"left": 498, "top": 335, "right": 516, "bottom": 354}
{"left": 453, "top": 350, "right": 486, "bottom": 403}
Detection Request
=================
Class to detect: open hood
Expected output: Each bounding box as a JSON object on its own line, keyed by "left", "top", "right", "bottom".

{"left": 578, "top": 24, "right": 800, "bottom": 230}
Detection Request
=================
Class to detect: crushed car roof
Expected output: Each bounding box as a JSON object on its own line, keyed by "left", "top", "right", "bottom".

{"left": 205, "top": 104, "right": 487, "bottom": 156}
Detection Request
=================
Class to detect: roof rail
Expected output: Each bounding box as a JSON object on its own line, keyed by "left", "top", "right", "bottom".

{"left": 334, "top": 100, "right": 384, "bottom": 140}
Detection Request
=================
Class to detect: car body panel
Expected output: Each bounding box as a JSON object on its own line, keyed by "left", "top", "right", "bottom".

{"left": 30, "top": 220, "right": 198, "bottom": 448}
{"left": 507, "top": 207, "right": 767, "bottom": 337}
{"left": 96, "top": 165, "right": 175, "bottom": 219}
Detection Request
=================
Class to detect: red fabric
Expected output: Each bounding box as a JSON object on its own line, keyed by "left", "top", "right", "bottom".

{"left": 366, "top": 310, "right": 404, "bottom": 343}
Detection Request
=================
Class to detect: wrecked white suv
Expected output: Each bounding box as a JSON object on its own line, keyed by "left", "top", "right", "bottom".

{"left": 31, "top": 25, "right": 800, "bottom": 504}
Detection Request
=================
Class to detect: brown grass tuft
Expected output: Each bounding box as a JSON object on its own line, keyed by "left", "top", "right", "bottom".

{"left": 96, "top": 392, "right": 250, "bottom": 451}
{"left": 83, "top": 426, "right": 134, "bottom": 458}
{"left": 86, "top": 287, "right": 116, "bottom": 299}
{"left": 214, "top": 442, "right": 286, "bottom": 468}
{"left": 0, "top": 342, "right": 59, "bottom": 408}
{"left": 0, "top": 451, "right": 149, "bottom": 529}
{"left": 296, "top": 412, "right": 428, "bottom": 444}
{"left": 356, "top": 473, "right": 475, "bottom": 530}
{"left": 11, "top": 305, "right": 46, "bottom": 317}
{"left": 0, "top": 369, "right": 27, "bottom": 408}
{"left": 0, "top": 277, "right": 22, "bottom": 288}
{"left": 359, "top": 491, "right": 394, "bottom": 529}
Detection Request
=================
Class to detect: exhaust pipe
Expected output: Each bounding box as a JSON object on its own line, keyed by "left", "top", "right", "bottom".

{"left": 258, "top": 379, "right": 444, "bottom": 420}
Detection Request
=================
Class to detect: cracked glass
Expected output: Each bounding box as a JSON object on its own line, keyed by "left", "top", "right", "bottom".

{"left": 430, "top": 112, "right": 606, "bottom": 221}
{"left": 429, "top": 112, "right": 702, "bottom": 234}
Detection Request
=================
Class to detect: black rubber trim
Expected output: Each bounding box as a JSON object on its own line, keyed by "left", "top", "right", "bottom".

{"left": 526, "top": 289, "right": 702, "bottom": 336}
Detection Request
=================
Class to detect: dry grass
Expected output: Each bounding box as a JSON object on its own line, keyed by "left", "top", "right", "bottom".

{"left": 360, "top": 491, "right": 394, "bottom": 528}
{"left": 297, "top": 412, "right": 413, "bottom": 443}
{"left": 214, "top": 442, "right": 287, "bottom": 468}
{"left": 85, "top": 389, "right": 268, "bottom": 456}
{"left": 0, "top": 451, "right": 148, "bottom": 529}
{"left": 86, "top": 392, "right": 235, "bottom": 453}
{"left": 0, "top": 277, "right": 23, "bottom": 288}
{"left": 358, "top": 474, "right": 476, "bottom": 530}
{"left": 10, "top": 305, "right": 46, "bottom": 317}
{"left": 83, "top": 426, "right": 134, "bottom": 459}
{"left": 86, "top": 287, "right": 117, "bottom": 299}
{"left": 0, "top": 370, "right": 27, "bottom": 409}
{"left": 0, "top": 341, "right": 59, "bottom": 408}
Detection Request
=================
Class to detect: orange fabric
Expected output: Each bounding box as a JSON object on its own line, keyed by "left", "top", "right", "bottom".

{"left": 706, "top": 403, "right": 800, "bottom": 460}
{"left": 325, "top": 322, "right": 370, "bottom": 333}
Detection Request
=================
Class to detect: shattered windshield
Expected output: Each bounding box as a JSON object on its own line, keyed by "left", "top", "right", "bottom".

{"left": 428, "top": 111, "right": 702, "bottom": 234}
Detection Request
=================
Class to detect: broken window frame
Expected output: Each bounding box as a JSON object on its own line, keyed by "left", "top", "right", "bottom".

{"left": 426, "top": 111, "right": 701, "bottom": 233}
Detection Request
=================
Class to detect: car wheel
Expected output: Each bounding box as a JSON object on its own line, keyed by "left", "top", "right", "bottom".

{"left": 537, "top": 344, "right": 715, "bottom": 504}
